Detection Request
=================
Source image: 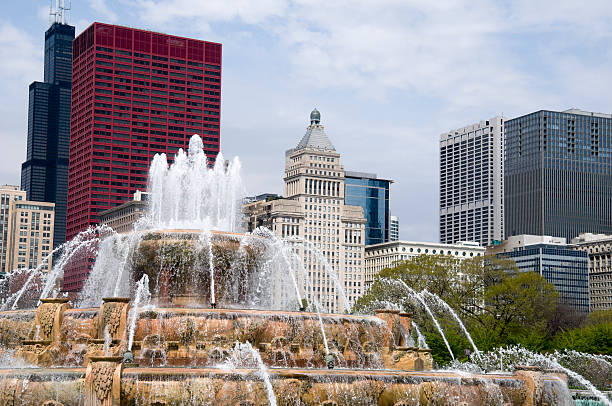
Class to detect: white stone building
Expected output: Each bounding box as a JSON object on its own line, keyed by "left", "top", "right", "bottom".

{"left": 245, "top": 109, "right": 366, "bottom": 312}
{"left": 364, "top": 240, "right": 485, "bottom": 287}
{"left": 439, "top": 117, "right": 505, "bottom": 246}
{"left": 0, "top": 185, "right": 54, "bottom": 274}
{"left": 571, "top": 233, "right": 612, "bottom": 312}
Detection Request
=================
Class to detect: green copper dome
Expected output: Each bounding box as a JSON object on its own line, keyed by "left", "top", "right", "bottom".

{"left": 310, "top": 108, "right": 321, "bottom": 124}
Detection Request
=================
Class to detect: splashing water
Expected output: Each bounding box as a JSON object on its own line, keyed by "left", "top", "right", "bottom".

{"left": 143, "top": 134, "right": 243, "bottom": 231}
{"left": 227, "top": 342, "right": 277, "bottom": 406}
{"left": 411, "top": 321, "right": 428, "bottom": 349}
{"left": 288, "top": 237, "right": 350, "bottom": 313}
{"left": 128, "top": 275, "right": 151, "bottom": 351}
{"left": 382, "top": 278, "right": 455, "bottom": 360}
{"left": 103, "top": 325, "right": 111, "bottom": 356}
{"left": 473, "top": 345, "right": 612, "bottom": 406}
{"left": 0, "top": 225, "right": 109, "bottom": 310}
{"left": 420, "top": 290, "right": 480, "bottom": 361}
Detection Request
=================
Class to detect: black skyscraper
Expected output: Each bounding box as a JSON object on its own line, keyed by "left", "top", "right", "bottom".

{"left": 505, "top": 109, "right": 612, "bottom": 241}
{"left": 21, "top": 22, "right": 75, "bottom": 249}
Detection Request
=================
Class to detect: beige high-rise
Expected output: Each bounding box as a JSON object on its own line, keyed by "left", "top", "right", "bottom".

{"left": 0, "top": 185, "right": 54, "bottom": 274}
{"left": 245, "top": 109, "right": 366, "bottom": 313}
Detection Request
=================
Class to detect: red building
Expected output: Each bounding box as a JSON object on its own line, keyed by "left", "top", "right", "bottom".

{"left": 65, "top": 23, "right": 221, "bottom": 290}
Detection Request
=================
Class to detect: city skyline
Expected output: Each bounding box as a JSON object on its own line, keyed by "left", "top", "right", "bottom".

{"left": 3, "top": 1, "right": 612, "bottom": 242}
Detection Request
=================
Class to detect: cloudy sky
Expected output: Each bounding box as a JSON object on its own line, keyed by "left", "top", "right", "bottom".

{"left": 2, "top": 0, "right": 612, "bottom": 241}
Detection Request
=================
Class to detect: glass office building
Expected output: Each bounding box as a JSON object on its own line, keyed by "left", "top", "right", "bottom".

{"left": 499, "top": 244, "right": 589, "bottom": 313}
{"left": 505, "top": 109, "right": 612, "bottom": 241}
{"left": 344, "top": 171, "right": 391, "bottom": 246}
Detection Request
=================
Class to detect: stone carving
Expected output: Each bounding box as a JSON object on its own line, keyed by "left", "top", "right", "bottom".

{"left": 42, "top": 401, "right": 65, "bottom": 406}
{"left": 101, "top": 304, "right": 122, "bottom": 337}
{"left": 91, "top": 362, "right": 115, "bottom": 402}
{"left": 38, "top": 305, "right": 56, "bottom": 339}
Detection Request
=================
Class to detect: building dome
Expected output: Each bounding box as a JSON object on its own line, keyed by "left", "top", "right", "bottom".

{"left": 310, "top": 108, "right": 321, "bottom": 125}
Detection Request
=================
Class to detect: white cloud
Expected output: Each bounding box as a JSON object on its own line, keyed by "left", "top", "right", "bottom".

{"left": 90, "top": 0, "right": 118, "bottom": 23}
{"left": 0, "top": 22, "right": 42, "bottom": 184}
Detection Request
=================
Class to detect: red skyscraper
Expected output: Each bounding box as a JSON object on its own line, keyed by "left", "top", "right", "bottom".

{"left": 65, "top": 23, "right": 221, "bottom": 290}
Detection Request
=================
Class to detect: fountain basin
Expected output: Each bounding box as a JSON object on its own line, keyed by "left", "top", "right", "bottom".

{"left": 0, "top": 365, "right": 571, "bottom": 405}
{"left": 131, "top": 230, "right": 266, "bottom": 308}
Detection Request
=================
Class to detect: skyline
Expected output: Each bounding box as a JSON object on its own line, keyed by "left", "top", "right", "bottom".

{"left": 3, "top": 1, "right": 612, "bottom": 242}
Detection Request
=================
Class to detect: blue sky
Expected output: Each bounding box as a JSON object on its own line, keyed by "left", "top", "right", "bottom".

{"left": 2, "top": 0, "right": 612, "bottom": 242}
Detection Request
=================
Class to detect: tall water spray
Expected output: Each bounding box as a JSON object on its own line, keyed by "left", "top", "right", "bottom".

{"left": 144, "top": 134, "right": 243, "bottom": 231}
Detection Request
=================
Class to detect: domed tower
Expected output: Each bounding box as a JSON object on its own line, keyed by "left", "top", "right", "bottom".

{"left": 310, "top": 108, "right": 321, "bottom": 125}
{"left": 279, "top": 109, "right": 366, "bottom": 313}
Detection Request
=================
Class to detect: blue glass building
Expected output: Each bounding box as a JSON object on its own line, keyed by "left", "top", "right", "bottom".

{"left": 498, "top": 244, "right": 589, "bottom": 313}
{"left": 20, "top": 22, "right": 75, "bottom": 249}
{"left": 505, "top": 109, "right": 612, "bottom": 241}
{"left": 344, "top": 171, "right": 392, "bottom": 246}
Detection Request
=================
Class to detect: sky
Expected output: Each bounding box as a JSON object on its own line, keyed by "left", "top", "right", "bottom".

{"left": 2, "top": 0, "right": 612, "bottom": 242}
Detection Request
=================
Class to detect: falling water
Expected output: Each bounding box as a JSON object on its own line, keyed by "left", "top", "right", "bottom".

{"left": 420, "top": 290, "right": 480, "bottom": 361}
{"left": 384, "top": 278, "right": 455, "bottom": 360}
{"left": 103, "top": 326, "right": 111, "bottom": 356}
{"left": 411, "top": 322, "right": 428, "bottom": 349}
{"left": 289, "top": 237, "right": 350, "bottom": 313}
{"left": 1, "top": 225, "right": 109, "bottom": 310}
{"left": 128, "top": 275, "right": 151, "bottom": 351}
{"left": 77, "top": 229, "right": 143, "bottom": 308}
{"left": 253, "top": 228, "right": 303, "bottom": 307}
{"left": 228, "top": 342, "right": 278, "bottom": 406}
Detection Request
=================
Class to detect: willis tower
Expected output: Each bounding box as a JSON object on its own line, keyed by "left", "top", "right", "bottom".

{"left": 21, "top": 12, "right": 75, "bottom": 249}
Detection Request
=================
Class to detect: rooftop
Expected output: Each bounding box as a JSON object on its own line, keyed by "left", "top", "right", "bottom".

{"left": 295, "top": 109, "right": 336, "bottom": 152}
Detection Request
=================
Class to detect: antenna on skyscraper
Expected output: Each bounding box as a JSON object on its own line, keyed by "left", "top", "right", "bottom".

{"left": 49, "top": 0, "right": 71, "bottom": 25}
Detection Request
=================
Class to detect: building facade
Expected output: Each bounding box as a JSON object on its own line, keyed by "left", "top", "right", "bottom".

{"left": 67, "top": 23, "right": 222, "bottom": 239}
{"left": 0, "top": 185, "right": 54, "bottom": 274}
{"left": 0, "top": 186, "right": 26, "bottom": 273}
{"left": 439, "top": 117, "right": 505, "bottom": 246}
{"left": 4, "top": 200, "right": 55, "bottom": 274}
{"left": 65, "top": 23, "right": 222, "bottom": 290}
{"left": 344, "top": 171, "right": 391, "bottom": 245}
{"left": 505, "top": 109, "right": 612, "bottom": 240}
{"left": 571, "top": 233, "right": 612, "bottom": 312}
{"left": 364, "top": 240, "right": 485, "bottom": 287}
{"left": 99, "top": 190, "right": 148, "bottom": 234}
{"left": 245, "top": 109, "right": 366, "bottom": 312}
{"left": 491, "top": 235, "right": 590, "bottom": 313}
{"left": 21, "top": 22, "right": 75, "bottom": 249}
{"left": 390, "top": 216, "right": 399, "bottom": 241}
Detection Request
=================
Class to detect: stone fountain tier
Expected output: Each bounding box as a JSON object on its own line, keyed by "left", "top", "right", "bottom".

{"left": 1, "top": 303, "right": 430, "bottom": 371}
{"left": 0, "top": 365, "right": 571, "bottom": 406}
{"left": 0, "top": 300, "right": 574, "bottom": 405}
{"left": 132, "top": 230, "right": 266, "bottom": 308}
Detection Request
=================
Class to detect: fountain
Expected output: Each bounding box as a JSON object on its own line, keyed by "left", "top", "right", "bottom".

{"left": 0, "top": 135, "right": 574, "bottom": 405}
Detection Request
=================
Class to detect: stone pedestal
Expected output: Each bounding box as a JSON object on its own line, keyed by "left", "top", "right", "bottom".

{"left": 98, "top": 298, "right": 130, "bottom": 342}
{"left": 85, "top": 356, "right": 123, "bottom": 406}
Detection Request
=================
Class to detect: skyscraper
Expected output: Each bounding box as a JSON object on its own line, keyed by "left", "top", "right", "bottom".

{"left": 389, "top": 216, "right": 399, "bottom": 241}
{"left": 505, "top": 109, "right": 612, "bottom": 240}
{"left": 65, "top": 23, "right": 222, "bottom": 290}
{"left": 344, "top": 171, "right": 391, "bottom": 245}
{"left": 245, "top": 109, "right": 366, "bottom": 312}
{"left": 21, "top": 22, "right": 75, "bottom": 249}
{"left": 439, "top": 117, "right": 505, "bottom": 246}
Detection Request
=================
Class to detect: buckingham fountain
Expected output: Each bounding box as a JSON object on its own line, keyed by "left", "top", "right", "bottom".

{"left": 0, "top": 135, "right": 583, "bottom": 405}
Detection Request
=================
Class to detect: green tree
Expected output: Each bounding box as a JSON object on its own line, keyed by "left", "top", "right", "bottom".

{"left": 354, "top": 254, "right": 560, "bottom": 359}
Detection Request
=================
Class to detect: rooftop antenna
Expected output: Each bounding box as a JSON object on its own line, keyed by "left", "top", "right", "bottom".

{"left": 49, "top": 0, "right": 71, "bottom": 25}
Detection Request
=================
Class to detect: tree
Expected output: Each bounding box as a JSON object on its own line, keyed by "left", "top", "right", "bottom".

{"left": 354, "top": 254, "right": 560, "bottom": 358}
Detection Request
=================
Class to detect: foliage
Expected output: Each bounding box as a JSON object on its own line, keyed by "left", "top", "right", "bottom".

{"left": 551, "top": 310, "right": 612, "bottom": 355}
{"left": 353, "top": 254, "right": 612, "bottom": 364}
